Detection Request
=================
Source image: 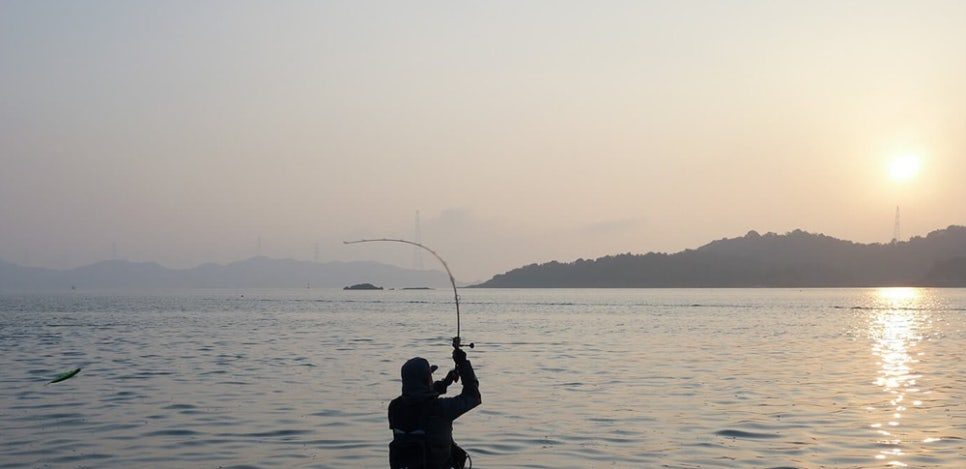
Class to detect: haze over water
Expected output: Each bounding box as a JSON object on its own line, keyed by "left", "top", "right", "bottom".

{"left": 3, "top": 2, "right": 966, "bottom": 279}
{"left": 1, "top": 288, "right": 963, "bottom": 468}
{"left": 3, "top": 5, "right": 966, "bottom": 468}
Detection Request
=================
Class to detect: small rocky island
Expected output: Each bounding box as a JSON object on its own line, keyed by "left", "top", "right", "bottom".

{"left": 344, "top": 283, "right": 383, "bottom": 290}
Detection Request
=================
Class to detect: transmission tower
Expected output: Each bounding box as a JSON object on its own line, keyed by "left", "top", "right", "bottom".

{"left": 892, "top": 206, "right": 901, "bottom": 243}
{"left": 413, "top": 210, "right": 423, "bottom": 270}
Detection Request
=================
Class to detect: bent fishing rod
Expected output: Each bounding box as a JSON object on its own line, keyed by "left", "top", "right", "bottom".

{"left": 343, "top": 238, "right": 474, "bottom": 350}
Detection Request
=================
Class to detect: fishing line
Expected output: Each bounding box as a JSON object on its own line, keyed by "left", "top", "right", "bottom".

{"left": 343, "top": 238, "right": 473, "bottom": 348}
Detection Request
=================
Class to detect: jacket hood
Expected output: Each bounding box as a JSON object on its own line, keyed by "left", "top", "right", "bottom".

{"left": 401, "top": 357, "right": 438, "bottom": 400}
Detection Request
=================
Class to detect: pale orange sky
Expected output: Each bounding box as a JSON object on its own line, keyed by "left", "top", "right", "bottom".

{"left": 2, "top": 1, "right": 965, "bottom": 281}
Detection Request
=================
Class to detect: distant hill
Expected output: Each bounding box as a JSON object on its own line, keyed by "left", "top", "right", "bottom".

{"left": 474, "top": 226, "right": 966, "bottom": 288}
{"left": 0, "top": 257, "right": 450, "bottom": 291}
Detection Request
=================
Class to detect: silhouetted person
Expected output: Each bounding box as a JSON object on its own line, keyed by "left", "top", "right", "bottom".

{"left": 388, "top": 346, "right": 481, "bottom": 469}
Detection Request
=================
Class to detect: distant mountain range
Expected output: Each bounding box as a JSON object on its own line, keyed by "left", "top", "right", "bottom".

{"left": 474, "top": 226, "right": 966, "bottom": 288}
{"left": 0, "top": 256, "right": 451, "bottom": 290}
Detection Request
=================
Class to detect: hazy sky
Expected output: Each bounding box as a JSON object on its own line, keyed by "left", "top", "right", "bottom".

{"left": 2, "top": 1, "right": 965, "bottom": 281}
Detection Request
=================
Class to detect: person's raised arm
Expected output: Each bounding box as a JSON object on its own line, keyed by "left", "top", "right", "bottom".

{"left": 437, "top": 346, "right": 481, "bottom": 420}
{"left": 432, "top": 369, "right": 459, "bottom": 395}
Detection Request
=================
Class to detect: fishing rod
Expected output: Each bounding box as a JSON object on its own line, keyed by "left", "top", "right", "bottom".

{"left": 343, "top": 238, "right": 474, "bottom": 349}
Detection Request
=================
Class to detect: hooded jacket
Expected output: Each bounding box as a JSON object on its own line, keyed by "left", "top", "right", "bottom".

{"left": 388, "top": 356, "right": 481, "bottom": 468}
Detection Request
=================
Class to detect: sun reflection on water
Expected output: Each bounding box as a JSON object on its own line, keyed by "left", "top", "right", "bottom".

{"left": 868, "top": 287, "right": 926, "bottom": 467}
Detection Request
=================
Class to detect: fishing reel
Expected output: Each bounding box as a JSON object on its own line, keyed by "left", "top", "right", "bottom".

{"left": 452, "top": 336, "right": 475, "bottom": 349}
{"left": 449, "top": 337, "right": 474, "bottom": 383}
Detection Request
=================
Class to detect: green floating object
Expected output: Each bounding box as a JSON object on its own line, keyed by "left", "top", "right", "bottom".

{"left": 48, "top": 368, "right": 81, "bottom": 384}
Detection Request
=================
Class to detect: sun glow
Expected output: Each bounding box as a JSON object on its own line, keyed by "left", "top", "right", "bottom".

{"left": 867, "top": 287, "right": 933, "bottom": 467}
{"left": 877, "top": 287, "right": 921, "bottom": 304}
{"left": 888, "top": 155, "right": 922, "bottom": 182}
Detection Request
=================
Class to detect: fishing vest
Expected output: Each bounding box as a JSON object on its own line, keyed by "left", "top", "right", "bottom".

{"left": 389, "top": 397, "right": 461, "bottom": 469}
{"left": 389, "top": 396, "right": 432, "bottom": 468}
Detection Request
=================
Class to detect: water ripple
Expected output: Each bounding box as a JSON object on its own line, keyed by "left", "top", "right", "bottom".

{"left": 0, "top": 288, "right": 964, "bottom": 467}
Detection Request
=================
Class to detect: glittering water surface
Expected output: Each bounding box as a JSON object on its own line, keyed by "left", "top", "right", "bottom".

{"left": 1, "top": 288, "right": 964, "bottom": 468}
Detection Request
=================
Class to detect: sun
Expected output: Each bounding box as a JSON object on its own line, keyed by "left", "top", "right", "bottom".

{"left": 888, "top": 154, "right": 921, "bottom": 182}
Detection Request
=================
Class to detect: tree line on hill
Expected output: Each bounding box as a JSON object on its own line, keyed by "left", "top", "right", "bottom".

{"left": 474, "top": 226, "right": 966, "bottom": 288}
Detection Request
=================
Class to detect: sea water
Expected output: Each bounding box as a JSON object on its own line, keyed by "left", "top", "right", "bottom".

{"left": 0, "top": 288, "right": 963, "bottom": 468}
